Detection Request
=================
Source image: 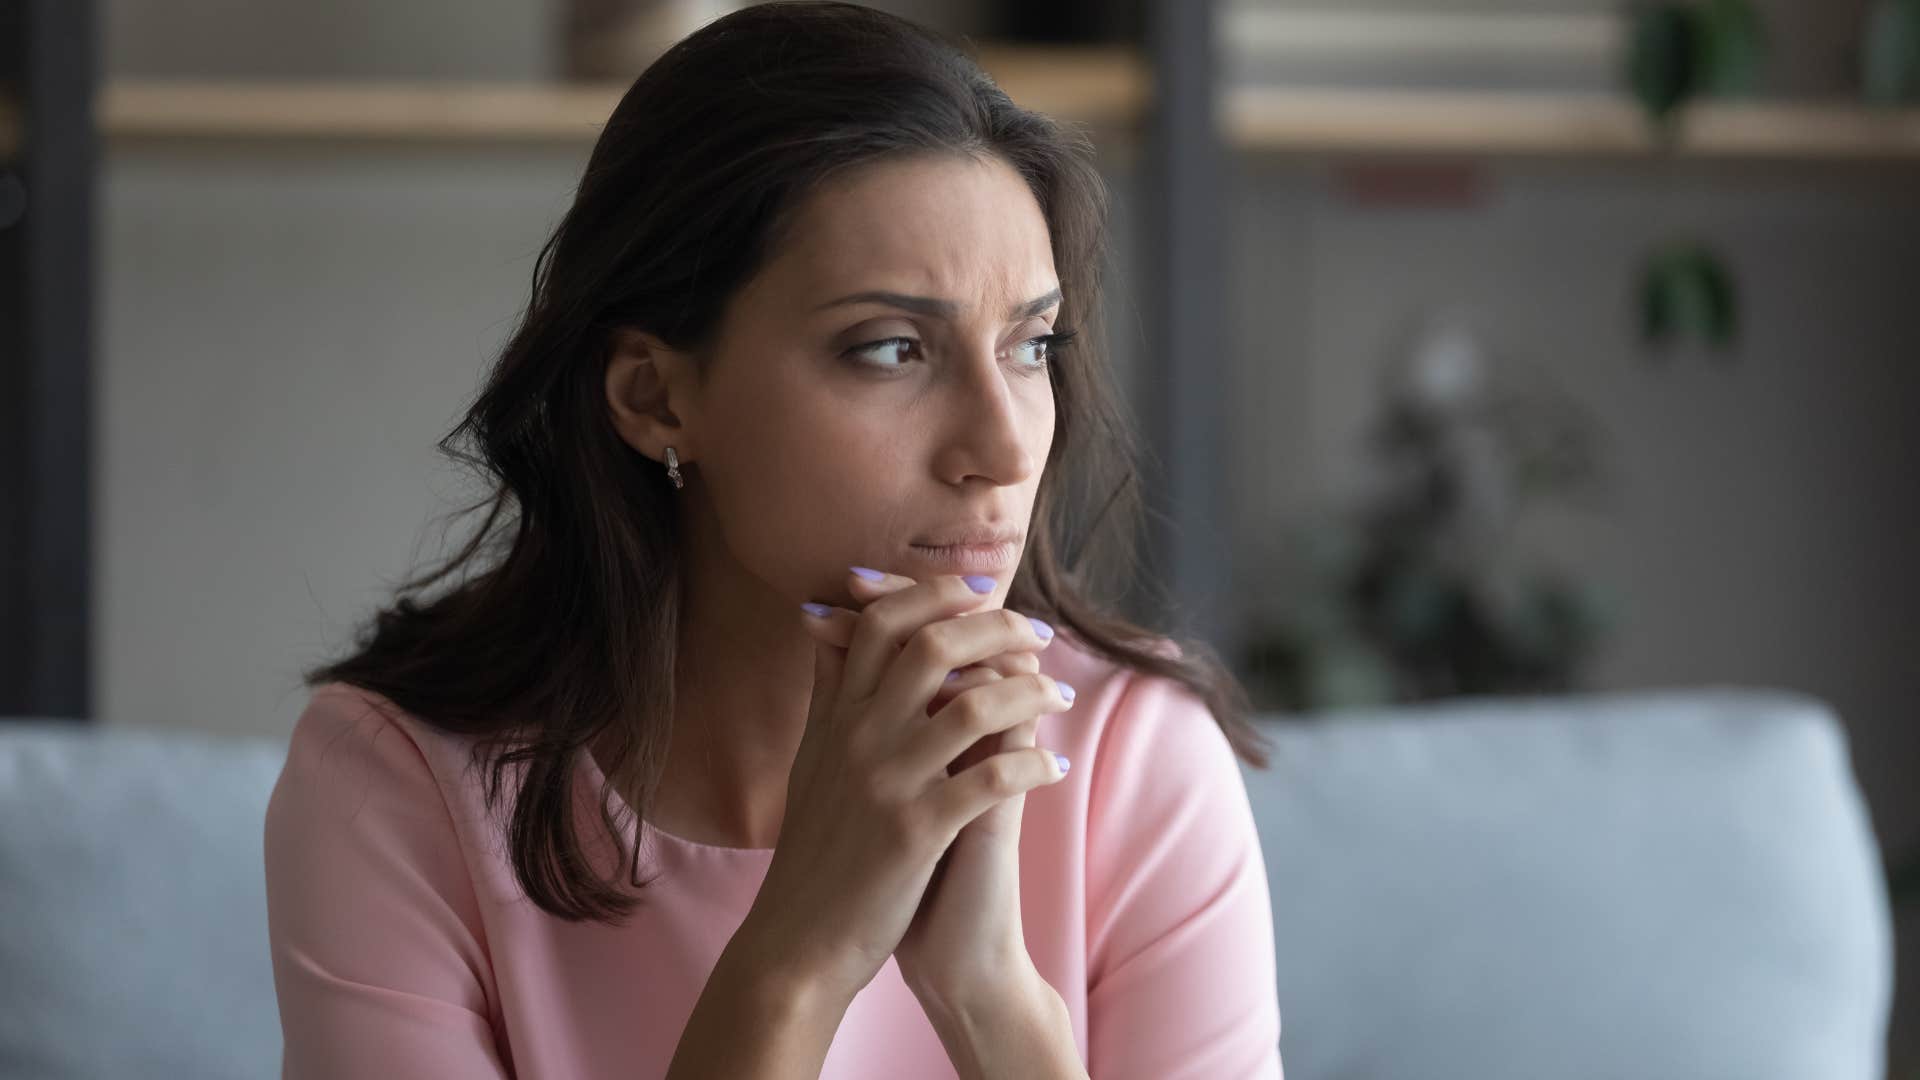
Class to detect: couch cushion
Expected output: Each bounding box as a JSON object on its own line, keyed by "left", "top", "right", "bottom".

{"left": 0, "top": 722, "right": 288, "bottom": 1080}
{"left": 1242, "top": 686, "right": 1893, "bottom": 1080}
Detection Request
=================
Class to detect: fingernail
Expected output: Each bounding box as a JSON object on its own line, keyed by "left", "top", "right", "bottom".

{"left": 1056, "top": 680, "right": 1075, "bottom": 703}
{"left": 850, "top": 566, "right": 885, "bottom": 581}
{"left": 801, "top": 602, "right": 832, "bottom": 618}
{"left": 1028, "top": 616, "right": 1054, "bottom": 641}
{"left": 945, "top": 670, "right": 961, "bottom": 682}
{"left": 962, "top": 575, "right": 996, "bottom": 594}
{"left": 1054, "top": 753, "right": 1071, "bottom": 775}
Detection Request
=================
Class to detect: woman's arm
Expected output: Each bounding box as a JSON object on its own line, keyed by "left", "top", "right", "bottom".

{"left": 265, "top": 688, "right": 512, "bottom": 1078}
{"left": 914, "top": 962, "right": 1089, "bottom": 1080}
{"left": 664, "top": 933, "right": 853, "bottom": 1080}
{"left": 1083, "top": 672, "right": 1285, "bottom": 1079}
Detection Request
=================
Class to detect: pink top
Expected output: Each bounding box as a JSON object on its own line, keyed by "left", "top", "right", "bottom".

{"left": 264, "top": 633, "right": 1284, "bottom": 1079}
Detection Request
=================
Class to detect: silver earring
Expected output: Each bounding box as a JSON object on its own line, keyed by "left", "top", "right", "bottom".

{"left": 664, "top": 446, "right": 685, "bottom": 490}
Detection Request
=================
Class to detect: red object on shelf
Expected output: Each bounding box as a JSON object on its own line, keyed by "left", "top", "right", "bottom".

{"left": 1332, "top": 161, "right": 1487, "bottom": 208}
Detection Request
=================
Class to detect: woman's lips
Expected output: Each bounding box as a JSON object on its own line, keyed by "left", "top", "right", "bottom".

{"left": 908, "top": 540, "right": 1020, "bottom": 574}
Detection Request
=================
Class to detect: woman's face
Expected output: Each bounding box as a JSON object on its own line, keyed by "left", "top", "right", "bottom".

{"left": 616, "top": 153, "right": 1062, "bottom": 612}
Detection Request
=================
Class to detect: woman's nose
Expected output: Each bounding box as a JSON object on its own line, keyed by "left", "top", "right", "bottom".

{"left": 933, "top": 355, "right": 1043, "bottom": 487}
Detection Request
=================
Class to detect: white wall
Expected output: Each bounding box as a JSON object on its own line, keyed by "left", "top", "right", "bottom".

{"left": 99, "top": 142, "right": 589, "bottom": 730}
{"left": 1223, "top": 157, "right": 1920, "bottom": 857}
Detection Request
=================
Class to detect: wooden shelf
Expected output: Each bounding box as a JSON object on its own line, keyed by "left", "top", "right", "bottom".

{"left": 1225, "top": 88, "right": 1920, "bottom": 161}
{"left": 0, "top": 46, "right": 1146, "bottom": 154}
{"left": 7, "top": 70, "right": 1919, "bottom": 164}
{"left": 102, "top": 81, "right": 624, "bottom": 144}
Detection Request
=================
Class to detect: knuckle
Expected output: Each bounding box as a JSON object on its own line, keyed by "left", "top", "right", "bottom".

{"left": 1001, "top": 608, "right": 1029, "bottom": 639}
{"left": 949, "top": 688, "right": 995, "bottom": 731}
{"left": 904, "top": 620, "right": 956, "bottom": 667}
{"left": 847, "top": 605, "right": 894, "bottom": 651}
{"left": 981, "top": 755, "right": 1022, "bottom": 797}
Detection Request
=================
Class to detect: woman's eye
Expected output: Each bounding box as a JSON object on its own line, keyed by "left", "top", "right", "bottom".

{"left": 1010, "top": 335, "right": 1054, "bottom": 369}
{"left": 1011, "top": 328, "right": 1078, "bottom": 370}
{"left": 846, "top": 337, "right": 920, "bottom": 368}
{"left": 844, "top": 328, "right": 1077, "bottom": 372}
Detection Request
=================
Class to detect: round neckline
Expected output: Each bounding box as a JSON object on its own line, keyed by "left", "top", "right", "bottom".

{"left": 581, "top": 745, "right": 777, "bottom": 857}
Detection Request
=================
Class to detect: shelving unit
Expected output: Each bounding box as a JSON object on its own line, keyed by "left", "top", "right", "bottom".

{"left": 1224, "top": 89, "right": 1920, "bottom": 160}
{"left": 0, "top": 46, "right": 1149, "bottom": 153}
{"left": 8, "top": 74, "right": 1920, "bottom": 161}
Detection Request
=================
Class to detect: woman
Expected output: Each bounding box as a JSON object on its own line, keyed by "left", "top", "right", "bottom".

{"left": 263, "top": 3, "right": 1283, "bottom": 1077}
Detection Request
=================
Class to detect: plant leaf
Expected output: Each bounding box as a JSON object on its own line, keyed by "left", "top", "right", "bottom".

{"left": 1629, "top": 4, "right": 1700, "bottom": 122}
{"left": 1864, "top": 0, "right": 1920, "bottom": 104}
{"left": 1696, "top": 0, "right": 1768, "bottom": 97}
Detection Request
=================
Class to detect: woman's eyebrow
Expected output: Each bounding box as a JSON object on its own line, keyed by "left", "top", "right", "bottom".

{"left": 812, "top": 286, "right": 1063, "bottom": 320}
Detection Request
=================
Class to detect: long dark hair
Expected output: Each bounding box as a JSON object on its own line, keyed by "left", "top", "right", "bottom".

{"left": 305, "top": 0, "right": 1270, "bottom": 924}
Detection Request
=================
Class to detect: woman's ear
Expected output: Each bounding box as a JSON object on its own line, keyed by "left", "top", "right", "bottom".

{"left": 604, "top": 326, "right": 699, "bottom": 465}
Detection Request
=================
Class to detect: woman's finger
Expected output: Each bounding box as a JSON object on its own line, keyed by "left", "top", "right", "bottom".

{"left": 846, "top": 565, "right": 918, "bottom": 605}
{"left": 905, "top": 672, "right": 1073, "bottom": 793}
{"left": 798, "top": 602, "right": 858, "bottom": 648}
{"left": 792, "top": 566, "right": 919, "bottom": 651}
{"left": 847, "top": 568, "right": 1039, "bottom": 684}
{"left": 924, "top": 664, "right": 1002, "bottom": 716}
{"left": 800, "top": 603, "right": 1042, "bottom": 681}
{"left": 835, "top": 574, "right": 1007, "bottom": 701}
{"left": 863, "top": 603, "right": 1052, "bottom": 728}
{"left": 804, "top": 566, "right": 1042, "bottom": 677}
{"left": 931, "top": 746, "right": 1069, "bottom": 828}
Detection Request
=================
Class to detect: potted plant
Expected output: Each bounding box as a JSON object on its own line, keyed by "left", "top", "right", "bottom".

{"left": 1242, "top": 314, "right": 1619, "bottom": 713}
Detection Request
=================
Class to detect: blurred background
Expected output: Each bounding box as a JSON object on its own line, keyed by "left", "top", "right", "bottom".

{"left": 3, "top": 0, "right": 1918, "bottom": 1076}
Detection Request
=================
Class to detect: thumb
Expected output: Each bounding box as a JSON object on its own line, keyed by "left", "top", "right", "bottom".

{"left": 805, "top": 633, "right": 846, "bottom": 736}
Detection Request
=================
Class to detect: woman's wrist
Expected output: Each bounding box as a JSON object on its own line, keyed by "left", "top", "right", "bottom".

{"left": 912, "top": 962, "right": 1087, "bottom": 1080}
{"left": 665, "top": 937, "right": 855, "bottom": 1080}
{"left": 715, "top": 921, "right": 858, "bottom": 1022}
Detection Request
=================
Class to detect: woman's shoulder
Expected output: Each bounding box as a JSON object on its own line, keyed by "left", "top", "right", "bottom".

{"left": 1037, "top": 631, "right": 1262, "bottom": 906}
{"left": 290, "top": 681, "right": 466, "bottom": 763}
{"left": 1038, "top": 631, "right": 1224, "bottom": 764}
{"left": 274, "top": 681, "right": 488, "bottom": 828}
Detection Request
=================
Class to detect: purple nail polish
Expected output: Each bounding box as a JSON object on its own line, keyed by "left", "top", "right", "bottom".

{"left": 850, "top": 566, "right": 885, "bottom": 581}
{"left": 1056, "top": 680, "right": 1075, "bottom": 703}
{"left": 1028, "top": 617, "right": 1054, "bottom": 641}
{"left": 1054, "top": 753, "right": 1071, "bottom": 774}
{"left": 962, "top": 575, "right": 996, "bottom": 594}
{"left": 945, "top": 670, "right": 961, "bottom": 682}
{"left": 801, "top": 602, "right": 832, "bottom": 618}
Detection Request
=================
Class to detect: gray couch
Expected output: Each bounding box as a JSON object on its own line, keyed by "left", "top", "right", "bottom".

{"left": 0, "top": 686, "right": 1892, "bottom": 1079}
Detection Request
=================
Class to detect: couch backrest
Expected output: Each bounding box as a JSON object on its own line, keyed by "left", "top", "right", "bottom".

{"left": 0, "top": 721, "right": 288, "bottom": 1080}
{"left": 1240, "top": 686, "right": 1893, "bottom": 1080}
{"left": 0, "top": 685, "right": 1894, "bottom": 1080}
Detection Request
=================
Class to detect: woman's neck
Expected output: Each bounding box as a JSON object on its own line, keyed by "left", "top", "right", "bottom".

{"left": 648, "top": 532, "right": 815, "bottom": 849}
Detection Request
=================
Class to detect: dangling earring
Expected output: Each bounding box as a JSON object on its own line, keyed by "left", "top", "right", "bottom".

{"left": 664, "top": 446, "right": 685, "bottom": 490}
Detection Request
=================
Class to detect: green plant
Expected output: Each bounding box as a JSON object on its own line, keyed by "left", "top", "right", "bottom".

{"left": 1241, "top": 319, "right": 1619, "bottom": 713}
{"left": 1864, "top": 0, "right": 1920, "bottom": 103}
{"left": 1629, "top": 0, "right": 1767, "bottom": 120}
{"left": 1640, "top": 241, "right": 1739, "bottom": 351}
{"left": 1626, "top": 0, "right": 1763, "bottom": 354}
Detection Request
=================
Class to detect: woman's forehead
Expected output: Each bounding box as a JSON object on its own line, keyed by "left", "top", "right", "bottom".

{"left": 767, "top": 156, "right": 1057, "bottom": 315}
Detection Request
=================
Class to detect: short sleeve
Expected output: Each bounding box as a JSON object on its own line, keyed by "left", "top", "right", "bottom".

{"left": 263, "top": 685, "right": 510, "bottom": 1079}
{"left": 1083, "top": 670, "right": 1284, "bottom": 1079}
